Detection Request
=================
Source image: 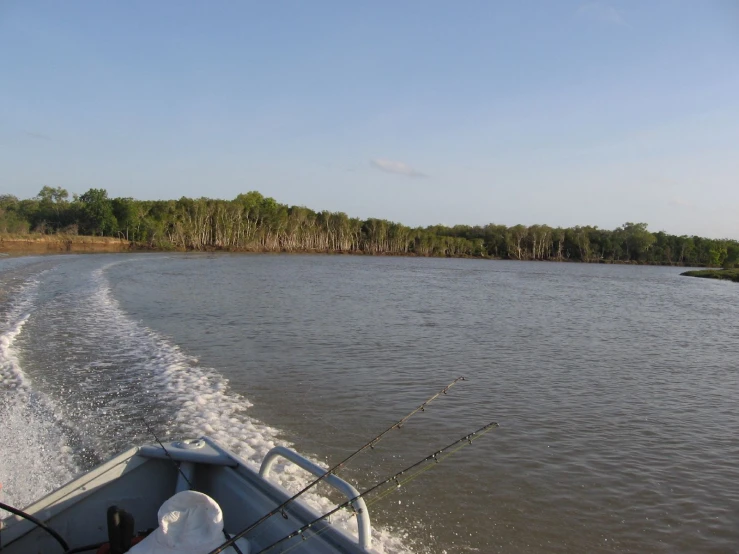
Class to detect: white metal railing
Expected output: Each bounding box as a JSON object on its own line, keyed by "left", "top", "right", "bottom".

{"left": 259, "top": 446, "right": 371, "bottom": 550}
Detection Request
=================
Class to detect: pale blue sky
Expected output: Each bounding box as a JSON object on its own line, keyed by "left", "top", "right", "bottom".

{"left": 1, "top": 1, "right": 738, "bottom": 237}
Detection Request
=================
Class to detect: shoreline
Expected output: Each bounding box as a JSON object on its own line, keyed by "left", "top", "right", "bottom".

{"left": 0, "top": 235, "right": 716, "bottom": 267}
{"left": 681, "top": 268, "right": 739, "bottom": 282}
{"left": 0, "top": 235, "right": 133, "bottom": 254}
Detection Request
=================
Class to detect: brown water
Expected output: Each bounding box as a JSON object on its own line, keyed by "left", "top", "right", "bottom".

{"left": 1, "top": 254, "right": 738, "bottom": 553}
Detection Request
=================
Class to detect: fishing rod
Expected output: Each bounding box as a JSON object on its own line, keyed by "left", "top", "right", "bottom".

{"left": 254, "top": 421, "right": 499, "bottom": 554}
{"left": 207, "top": 376, "right": 466, "bottom": 554}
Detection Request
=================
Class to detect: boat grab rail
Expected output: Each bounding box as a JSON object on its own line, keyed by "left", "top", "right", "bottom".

{"left": 259, "top": 446, "right": 371, "bottom": 550}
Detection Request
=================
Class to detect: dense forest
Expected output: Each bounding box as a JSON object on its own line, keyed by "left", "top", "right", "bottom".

{"left": 1, "top": 187, "right": 737, "bottom": 267}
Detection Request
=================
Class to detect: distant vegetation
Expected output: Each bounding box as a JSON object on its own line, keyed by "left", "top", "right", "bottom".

{"left": 681, "top": 269, "right": 739, "bottom": 283}
{"left": 2, "top": 187, "right": 738, "bottom": 266}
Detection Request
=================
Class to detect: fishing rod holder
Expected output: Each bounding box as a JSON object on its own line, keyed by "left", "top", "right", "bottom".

{"left": 259, "top": 446, "right": 372, "bottom": 550}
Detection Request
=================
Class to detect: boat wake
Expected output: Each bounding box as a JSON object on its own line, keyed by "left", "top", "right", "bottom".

{"left": 0, "top": 274, "right": 77, "bottom": 512}
{"left": 89, "top": 264, "right": 411, "bottom": 552}
{"left": 1, "top": 260, "right": 412, "bottom": 553}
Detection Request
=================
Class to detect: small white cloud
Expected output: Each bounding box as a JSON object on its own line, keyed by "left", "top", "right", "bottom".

{"left": 24, "top": 130, "right": 52, "bottom": 141}
{"left": 371, "top": 158, "right": 427, "bottom": 178}
{"left": 576, "top": 1, "right": 625, "bottom": 25}
{"left": 668, "top": 197, "right": 692, "bottom": 207}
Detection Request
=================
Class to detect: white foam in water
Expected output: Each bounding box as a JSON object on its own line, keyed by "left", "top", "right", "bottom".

{"left": 0, "top": 275, "right": 78, "bottom": 513}
{"left": 86, "top": 263, "right": 412, "bottom": 553}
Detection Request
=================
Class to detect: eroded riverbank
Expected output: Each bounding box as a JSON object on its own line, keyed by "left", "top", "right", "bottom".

{"left": 0, "top": 235, "right": 132, "bottom": 254}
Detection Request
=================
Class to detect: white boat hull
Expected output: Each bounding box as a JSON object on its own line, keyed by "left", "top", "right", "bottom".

{"left": 0, "top": 438, "right": 375, "bottom": 554}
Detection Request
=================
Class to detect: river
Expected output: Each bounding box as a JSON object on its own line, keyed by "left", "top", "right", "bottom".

{"left": 1, "top": 253, "right": 737, "bottom": 553}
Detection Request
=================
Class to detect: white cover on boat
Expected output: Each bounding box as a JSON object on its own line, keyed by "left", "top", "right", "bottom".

{"left": 129, "top": 490, "right": 249, "bottom": 554}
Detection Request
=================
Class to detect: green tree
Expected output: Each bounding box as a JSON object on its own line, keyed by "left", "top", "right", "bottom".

{"left": 620, "top": 222, "right": 656, "bottom": 261}
{"left": 33, "top": 186, "right": 70, "bottom": 232}
{"left": 112, "top": 197, "right": 140, "bottom": 241}
{"left": 724, "top": 244, "right": 739, "bottom": 269}
{"left": 80, "top": 188, "right": 117, "bottom": 236}
{"left": 0, "top": 195, "right": 31, "bottom": 234}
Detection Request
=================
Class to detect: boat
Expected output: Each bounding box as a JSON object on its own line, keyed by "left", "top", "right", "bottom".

{"left": 1, "top": 380, "right": 492, "bottom": 554}
{"left": 0, "top": 437, "right": 375, "bottom": 554}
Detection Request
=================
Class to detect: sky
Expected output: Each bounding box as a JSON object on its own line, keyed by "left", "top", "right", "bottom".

{"left": 1, "top": 1, "right": 738, "bottom": 238}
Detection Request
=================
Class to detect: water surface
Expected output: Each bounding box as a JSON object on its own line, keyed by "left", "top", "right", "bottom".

{"left": 1, "top": 254, "right": 737, "bottom": 553}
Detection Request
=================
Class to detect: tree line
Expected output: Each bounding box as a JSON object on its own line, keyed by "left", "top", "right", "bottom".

{"left": 1, "top": 187, "right": 737, "bottom": 267}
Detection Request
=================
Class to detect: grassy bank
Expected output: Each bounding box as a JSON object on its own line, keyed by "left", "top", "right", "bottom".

{"left": 681, "top": 268, "right": 739, "bottom": 283}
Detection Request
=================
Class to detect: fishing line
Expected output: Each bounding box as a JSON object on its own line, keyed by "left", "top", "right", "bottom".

{"left": 207, "top": 376, "right": 466, "bottom": 554}
{"left": 262, "top": 422, "right": 498, "bottom": 554}
{"left": 140, "top": 417, "right": 193, "bottom": 489}
{"left": 139, "top": 418, "right": 244, "bottom": 554}
{"left": 254, "top": 421, "right": 498, "bottom": 554}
